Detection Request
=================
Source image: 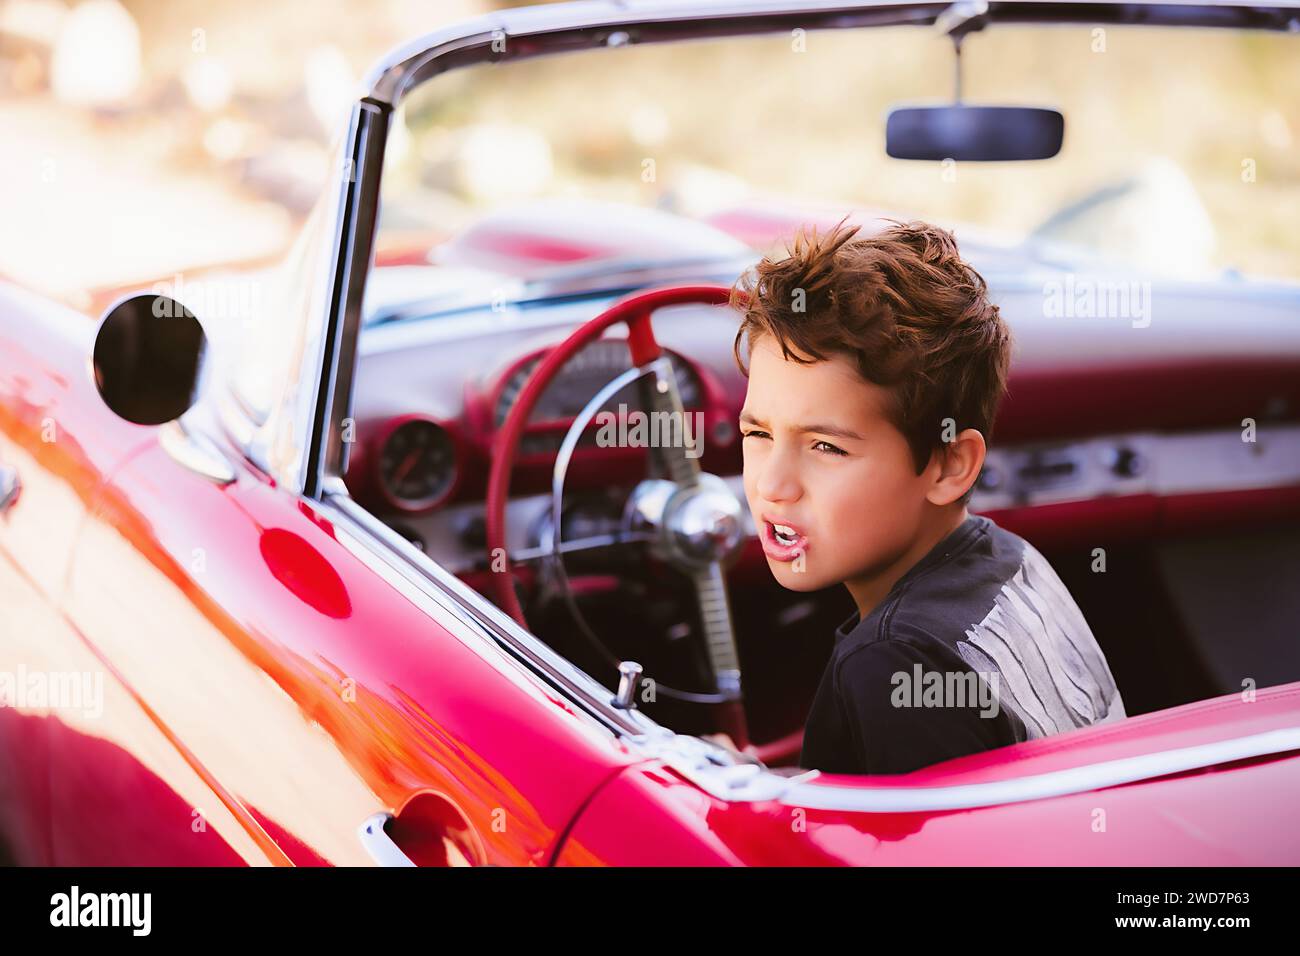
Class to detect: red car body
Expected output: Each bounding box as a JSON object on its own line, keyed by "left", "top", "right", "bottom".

{"left": 2, "top": 0, "right": 1300, "bottom": 866}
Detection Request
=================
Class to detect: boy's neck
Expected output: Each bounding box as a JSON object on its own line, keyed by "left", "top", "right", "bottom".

{"left": 843, "top": 505, "right": 970, "bottom": 622}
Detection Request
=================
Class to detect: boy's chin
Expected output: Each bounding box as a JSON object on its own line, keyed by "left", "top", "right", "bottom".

{"left": 765, "top": 560, "right": 829, "bottom": 592}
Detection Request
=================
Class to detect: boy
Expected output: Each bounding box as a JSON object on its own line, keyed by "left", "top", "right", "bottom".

{"left": 729, "top": 219, "right": 1126, "bottom": 776}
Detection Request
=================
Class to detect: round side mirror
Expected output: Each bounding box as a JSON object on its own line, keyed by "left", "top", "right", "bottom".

{"left": 92, "top": 293, "right": 207, "bottom": 425}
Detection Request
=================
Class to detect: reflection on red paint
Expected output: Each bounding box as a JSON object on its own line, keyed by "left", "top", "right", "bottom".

{"left": 259, "top": 528, "right": 351, "bottom": 619}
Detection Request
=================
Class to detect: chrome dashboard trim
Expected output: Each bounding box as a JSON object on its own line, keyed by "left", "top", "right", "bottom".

{"left": 972, "top": 424, "right": 1300, "bottom": 510}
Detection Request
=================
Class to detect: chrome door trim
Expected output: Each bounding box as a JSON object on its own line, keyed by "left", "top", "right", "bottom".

{"left": 357, "top": 812, "right": 416, "bottom": 867}
{"left": 778, "top": 724, "right": 1300, "bottom": 813}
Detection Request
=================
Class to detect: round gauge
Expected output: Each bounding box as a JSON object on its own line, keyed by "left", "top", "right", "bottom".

{"left": 377, "top": 418, "right": 457, "bottom": 510}
{"left": 494, "top": 341, "right": 704, "bottom": 428}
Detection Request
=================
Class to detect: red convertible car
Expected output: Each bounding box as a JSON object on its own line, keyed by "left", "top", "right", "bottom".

{"left": 2, "top": 0, "right": 1299, "bottom": 866}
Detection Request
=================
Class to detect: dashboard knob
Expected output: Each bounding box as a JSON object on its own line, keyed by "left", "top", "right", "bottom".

{"left": 1105, "top": 445, "right": 1145, "bottom": 478}
{"left": 613, "top": 660, "right": 643, "bottom": 710}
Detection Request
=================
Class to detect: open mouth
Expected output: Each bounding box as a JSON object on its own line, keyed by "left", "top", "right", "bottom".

{"left": 772, "top": 523, "right": 799, "bottom": 547}
{"left": 761, "top": 516, "right": 808, "bottom": 562}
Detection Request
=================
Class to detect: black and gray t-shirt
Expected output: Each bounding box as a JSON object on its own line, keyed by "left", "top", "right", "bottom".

{"left": 800, "top": 514, "right": 1126, "bottom": 776}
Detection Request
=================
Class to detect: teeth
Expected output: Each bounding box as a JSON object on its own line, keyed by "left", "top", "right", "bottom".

{"left": 772, "top": 523, "right": 798, "bottom": 545}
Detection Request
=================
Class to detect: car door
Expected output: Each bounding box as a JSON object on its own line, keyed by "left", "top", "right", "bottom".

{"left": 55, "top": 400, "right": 638, "bottom": 865}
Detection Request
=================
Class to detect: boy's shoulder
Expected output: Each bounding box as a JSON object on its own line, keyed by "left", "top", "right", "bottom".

{"left": 834, "top": 514, "right": 1022, "bottom": 656}
{"left": 831, "top": 513, "right": 1125, "bottom": 741}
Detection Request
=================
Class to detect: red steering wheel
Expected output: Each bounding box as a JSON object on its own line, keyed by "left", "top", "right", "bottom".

{"left": 485, "top": 284, "right": 752, "bottom": 745}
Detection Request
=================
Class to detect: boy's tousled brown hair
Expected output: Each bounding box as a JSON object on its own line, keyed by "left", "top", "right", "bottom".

{"left": 730, "top": 217, "right": 1011, "bottom": 474}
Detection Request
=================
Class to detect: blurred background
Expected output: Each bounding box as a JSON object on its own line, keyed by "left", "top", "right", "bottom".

{"left": 1, "top": 0, "right": 1297, "bottom": 312}
{"left": 0, "top": 0, "right": 505, "bottom": 307}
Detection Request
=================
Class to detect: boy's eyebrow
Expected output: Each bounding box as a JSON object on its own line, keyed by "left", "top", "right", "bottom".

{"left": 739, "top": 410, "right": 864, "bottom": 442}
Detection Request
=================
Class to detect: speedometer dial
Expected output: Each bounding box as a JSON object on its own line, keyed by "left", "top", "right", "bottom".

{"left": 377, "top": 418, "right": 457, "bottom": 510}
{"left": 494, "top": 340, "right": 703, "bottom": 428}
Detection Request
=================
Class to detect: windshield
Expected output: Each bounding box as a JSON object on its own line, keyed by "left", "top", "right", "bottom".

{"left": 371, "top": 23, "right": 1299, "bottom": 322}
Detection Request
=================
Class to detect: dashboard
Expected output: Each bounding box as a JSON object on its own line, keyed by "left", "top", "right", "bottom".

{"left": 345, "top": 297, "right": 745, "bottom": 521}
{"left": 365, "top": 339, "right": 709, "bottom": 511}
{"left": 492, "top": 337, "right": 706, "bottom": 431}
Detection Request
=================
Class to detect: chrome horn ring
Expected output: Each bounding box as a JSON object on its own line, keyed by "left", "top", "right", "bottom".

{"left": 542, "top": 352, "right": 746, "bottom": 706}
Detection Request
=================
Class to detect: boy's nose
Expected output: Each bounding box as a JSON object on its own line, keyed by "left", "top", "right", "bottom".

{"left": 755, "top": 450, "right": 803, "bottom": 504}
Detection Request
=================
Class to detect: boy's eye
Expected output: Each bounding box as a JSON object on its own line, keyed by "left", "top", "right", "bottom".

{"left": 741, "top": 430, "right": 846, "bottom": 456}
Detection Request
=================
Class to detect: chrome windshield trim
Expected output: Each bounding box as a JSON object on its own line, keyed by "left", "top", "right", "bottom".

{"left": 365, "top": 2, "right": 942, "bottom": 105}
{"left": 309, "top": 100, "right": 391, "bottom": 498}
{"left": 364, "top": 0, "right": 1300, "bottom": 106}
{"left": 294, "top": 0, "right": 1300, "bottom": 501}
{"left": 223, "top": 118, "right": 357, "bottom": 495}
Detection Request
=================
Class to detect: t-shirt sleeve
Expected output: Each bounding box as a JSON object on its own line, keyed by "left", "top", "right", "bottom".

{"left": 834, "top": 631, "right": 1016, "bottom": 775}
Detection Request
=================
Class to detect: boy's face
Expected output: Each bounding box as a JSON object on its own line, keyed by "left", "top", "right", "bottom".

{"left": 739, "top": 334, "right": 938, "bottom": 595}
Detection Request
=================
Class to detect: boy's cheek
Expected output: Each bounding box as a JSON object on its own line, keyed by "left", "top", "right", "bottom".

{"left": 819, "top": 493, "right": 883, "bottom": 543}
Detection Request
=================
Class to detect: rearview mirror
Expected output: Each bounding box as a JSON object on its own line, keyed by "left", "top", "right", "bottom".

{"left": 92, "top": 293, "right": 207, "bottom": 425}
{"left": 886, "top": 105, "right": 1064, "bottom": 161}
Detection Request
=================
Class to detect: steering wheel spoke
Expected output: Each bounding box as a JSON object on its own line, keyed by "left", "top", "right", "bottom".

{"left": 642, "top": 356, "right": 705, "bottom": 488}
{"left": 508, "top": 529, "right": 653, "bottom": 564}
{"left": 690, "top": 561, "right": 741, "bottom": 697}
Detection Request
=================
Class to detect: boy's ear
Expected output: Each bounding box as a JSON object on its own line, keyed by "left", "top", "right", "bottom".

{"left": 926, "top": 428, "right": 987, "bottom": 506}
